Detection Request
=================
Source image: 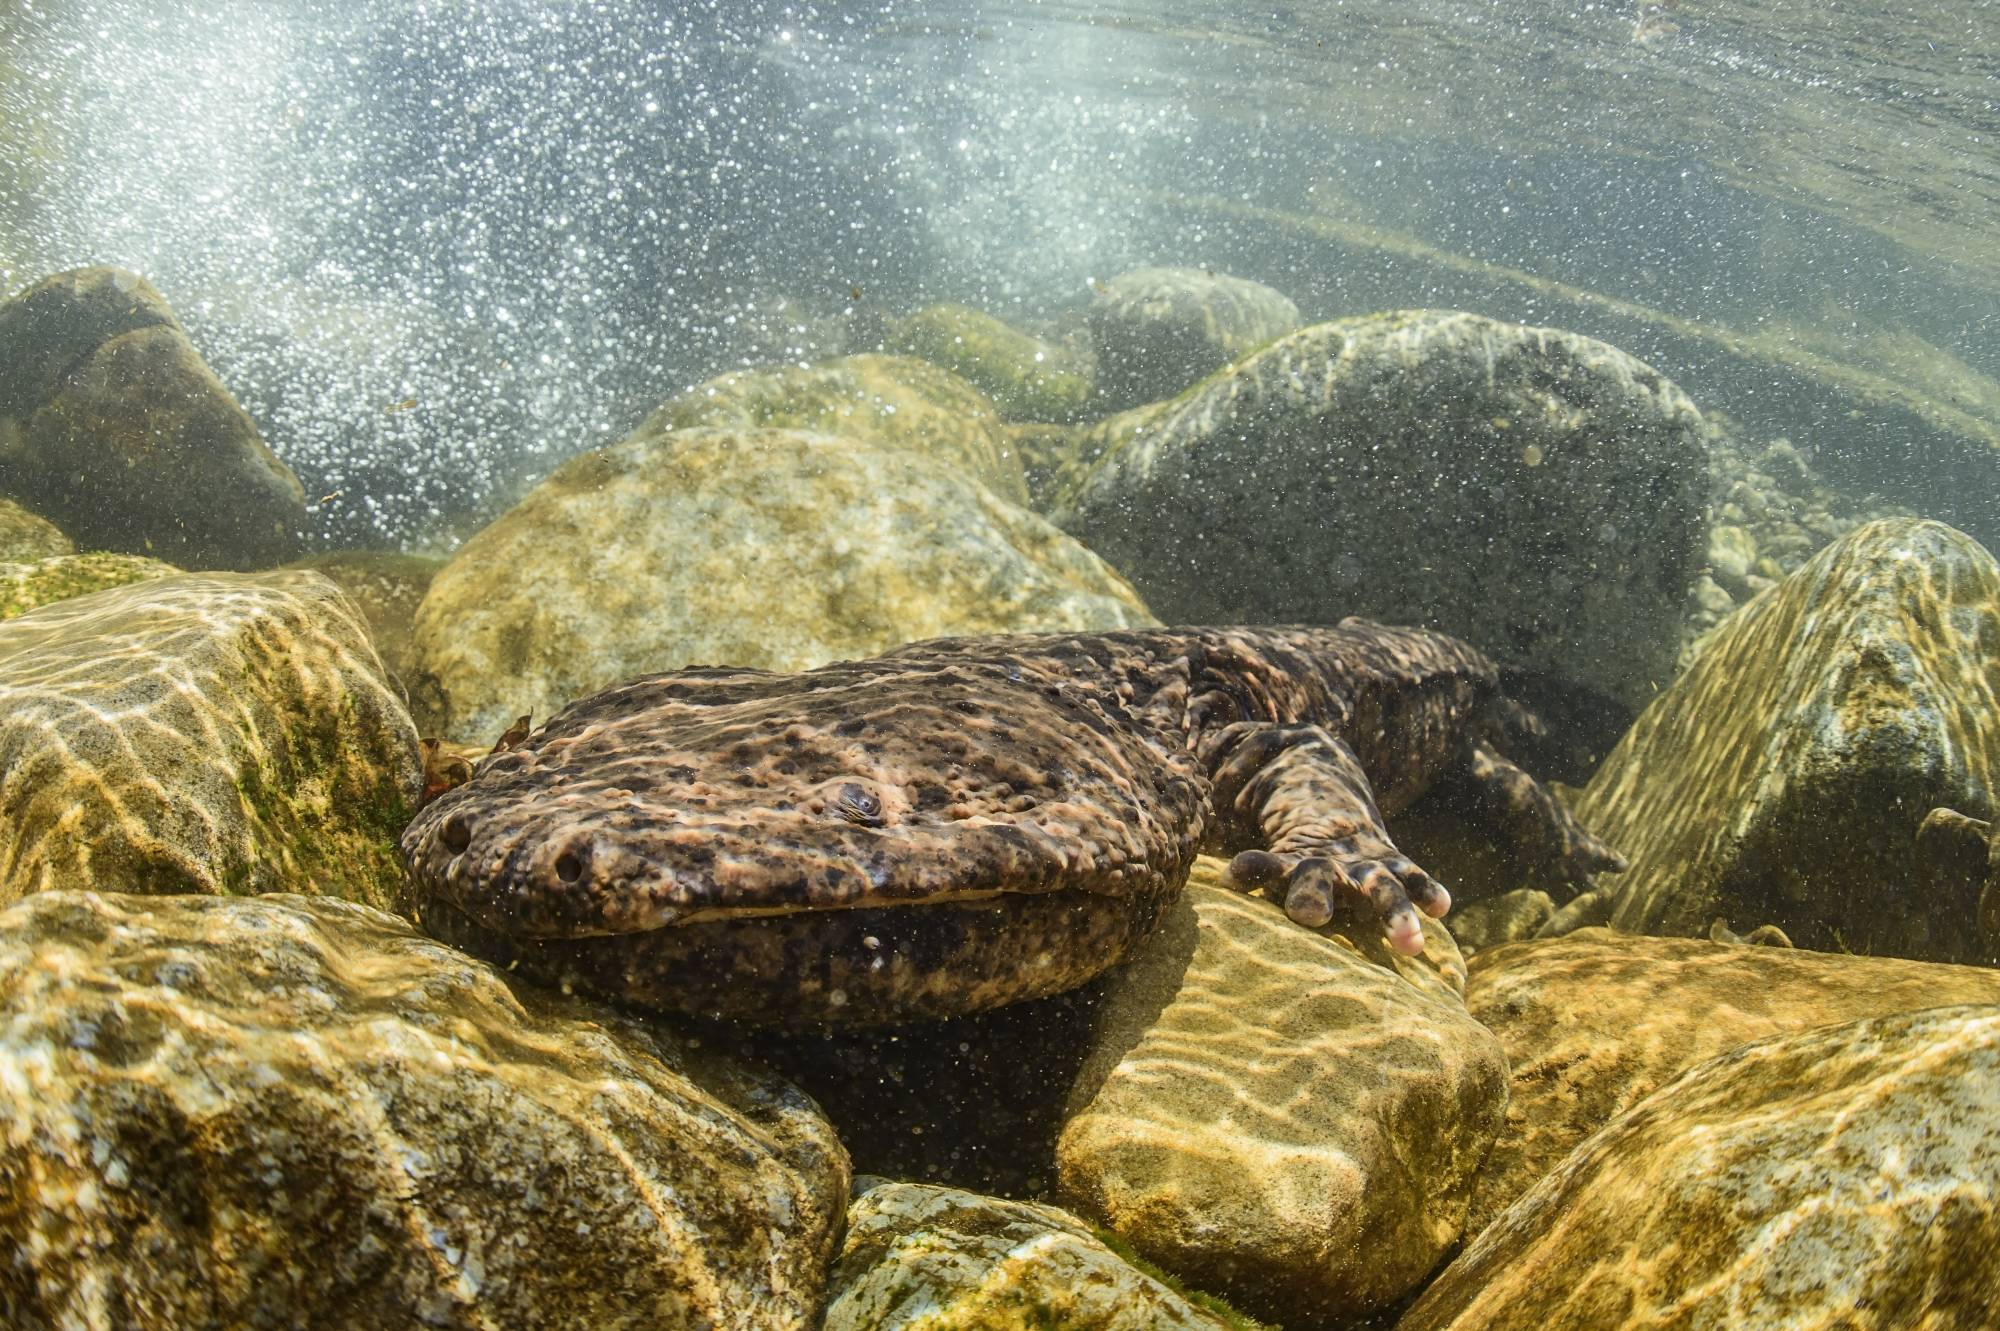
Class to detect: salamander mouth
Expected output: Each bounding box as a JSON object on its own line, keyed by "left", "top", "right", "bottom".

{"left": 413, "top": 871, "right": 1186, "bottom": 1029}
{"left": 402, "top": 792, "right": 1155, "bottom": 941}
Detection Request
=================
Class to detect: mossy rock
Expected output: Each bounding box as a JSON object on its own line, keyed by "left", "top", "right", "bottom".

{"left": 1402, "top": 1005, "right": 2000, "bottom": 1330}
{"left": 889, "top": 304, "right": 1092, "bottom": 423}
{"left": 0, "top": 495, "right": 73, "bottom": 563}
{"left": 1575, "top": 518, "right": 2000, "bottom": 961}
{"left": 1056, "top": 310, "right": 1710, "bottom": 715}
{"left": 824, "top": 1181, "right": 1255, "bottom": 1330}
{"left": 644, "top": 352, "right": 1027, "bottom": 503}
{"left": 0, "top": 571, "right": 421, "bottom": 911}
{"left": 413, "top": 426, "right": 1154, "bottom": 744}
{"left": 0, "top": 889, "right": 848, "bottom": 1329}
{"left": 0, "top": 550, "right": 179, "bottom": 620}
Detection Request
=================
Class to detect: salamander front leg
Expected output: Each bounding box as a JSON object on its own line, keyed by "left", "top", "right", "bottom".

{"left": 1207, "top": 721, "right": 1449, "bottom": 954}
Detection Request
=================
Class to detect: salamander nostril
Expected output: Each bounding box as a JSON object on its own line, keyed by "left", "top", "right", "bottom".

{"left": 554, "top": 851, "right": 584, "bottom": 884}
{"left": 440, "top": 816, "right": 472, "bottom": 853}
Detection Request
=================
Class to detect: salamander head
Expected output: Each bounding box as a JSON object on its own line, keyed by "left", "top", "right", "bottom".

{"left": 400, "top": 660, "right": 1204, "bottom": 944}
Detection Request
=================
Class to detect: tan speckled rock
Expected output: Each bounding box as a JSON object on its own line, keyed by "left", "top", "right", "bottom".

{"left": 0, "top": 890, "right": 849, "bottom": 1331}
{"left": 1058, "top": 865, "right": 1502, "bottom": 1329}
{"left": 1461, "top": 927, "right": 2000, "bottom": 1241}
{"left": 0, "top": 551, "right": 179, "bottom": 620}
{"left": 0, "top": 572, "right": 420, "bottom": 910}
{"left": 1055, "top": 311, "right": 1709, "bottom": 712}
{"left": 0, "top": 266, "right": 305, "bottom": 568}
{"left": 1087, "top": 266, "right": 1300, "bottom": 413}
{"left": 1573, "top": 517, "right": 2000, "bottom": 960}
{"left": 1399, "top": 1005, "right": 2000, "bottom": 1330}
{"left": 0, "top": 497, "right": 70, "bottom": 562}
{"left": 645, "top": 352, "right": 1028, "bottom": 502}
{"left": 824, "top": 1182, "right": 1241, "bottom": 1331}
{"left": 413, "top": 426, "right": 1155, "bottom": 744}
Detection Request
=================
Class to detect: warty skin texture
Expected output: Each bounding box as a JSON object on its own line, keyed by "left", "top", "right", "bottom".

{"left": 402, "top": 621, "right": 1622, "bottom": 1027}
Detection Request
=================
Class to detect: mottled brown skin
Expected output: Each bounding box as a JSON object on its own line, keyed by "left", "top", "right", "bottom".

{"left": 402, "top": 621, "right": 1623, "bottom": 1027}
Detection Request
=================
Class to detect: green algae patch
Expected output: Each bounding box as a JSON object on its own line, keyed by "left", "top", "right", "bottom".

{"left": 0, "top": 550, "right": 179, "bottom": 620}
{"left": 889, "top": 304, "right": 1093, "bottom": 423}
{"left": 1089, "top": 1226, "right": 1280, "bottom": 1331}
{"left": 227, "top": 669, "right": 414, "bottom": 915}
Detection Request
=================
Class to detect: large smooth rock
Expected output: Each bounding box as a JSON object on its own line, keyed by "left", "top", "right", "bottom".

{"left": 888, "top": 304, "right": 1093, "bottom": 423}
{"left": 1086, "top": 266, "right": 1301, "bottom": 413}
{"left": 0, "top": 890, "right": 849, "bottom": 1331}
{"left": 1461, "top": 928, "right": 2000, "bottom": 1240}
{"left": 1058, "top": 866, "right": 1502, "bottom": 1329}
{"left": 1055, "top": 311, "right": 1709, "bottom": 713}
{"left": 413, "top": 425, "right": 1155, "bottom": 744}
{"left": 644, "top": 352, "right": 1029, "bottom": 503}
{"left": 0, "top": 267, "right": 306, "bottom": 569}
{"left": 1398, "top": 1005, "right": 2000, "bottom": 1330}
{"left": 1571, "top": 517, "right": 2000, "bottom": 961}
{"left": 0, "top": 572, "right": 420, "bottom": 911}
{"left": 825, "top": 1182, "right": 1239, "bottom": 1331}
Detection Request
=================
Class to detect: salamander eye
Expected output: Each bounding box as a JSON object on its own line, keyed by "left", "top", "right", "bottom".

{"left": 836, "top": 782, "right": 884, "bottom": 826}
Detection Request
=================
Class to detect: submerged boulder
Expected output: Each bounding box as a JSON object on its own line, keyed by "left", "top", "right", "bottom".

{"left": 1058, "top": 865, "right": 1501, "bottom": 1328}
{"left": 887, "top": 304, "right": 1092, "bottom": 423}
{"left": 1400, "top": 1005, "right": 2000, "bottom": 1330}
{"left": 0, "top": 890, "right": 849, "bottom": 1330}
{"left": 825, "top": 1182, "right": 1240, "bottom": 1331}
{"left": 645, "top": 352, "right": 1029, "bottom": 503}
{"left": 1086, "top": 265, "right": 1301, "bottom": 413}
{"left": 1055, "top": 311, "right": 1709, "bottom": 715}
{"left": 0, "top": 266, "right": 305, "bottom": 569}
{"left": 1570, "top": 517, "right": 2000, "bottom": 961}
{"left": 1461, "top": 928, "right": 2000, "bottom": 1240}
{"left": 413, "top": 425, "right": 1154, "bottom": 744}
{"left": 0, "top": 572, "right": 419, "bottom": 911}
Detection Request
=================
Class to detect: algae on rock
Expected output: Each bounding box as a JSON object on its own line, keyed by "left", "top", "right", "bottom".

{"left": 1401, "top": 1004, "right": 2000, "bottom": 1330}
{"left": 888, "top": 303, "right": 1092, "bottom": 423}
{"left": 1571, "top": 517, "right": 2000, "bottom": 961}
{"left": 824, "top": 1182, "right": 1245, "bottom": 1331}
{"left": 0, "top": 571, "right": 421, "bottom": 911}
{"left": 0, "top": 496, "right": 70, "bottom": 563}
{"left": 0, "top": 550, "right": 178, "bottom": 620}
{"left": 644, "top": 352, "right": 1029, "bottom": 503}
{"left": 0, "top": 890, "right": 850, "bottom": 1331}
{"left": 412, "top": 425, "right": 1155, "bottom": 744}
{"left": 1059, "top": 866, "right": 1501, "bottom": 1329}
{"left": 1056, "top": 310, "right": 1710, "bottom": 716}
{"left": 1460, "top": 928, "right": 2000, "bottom": 1241}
